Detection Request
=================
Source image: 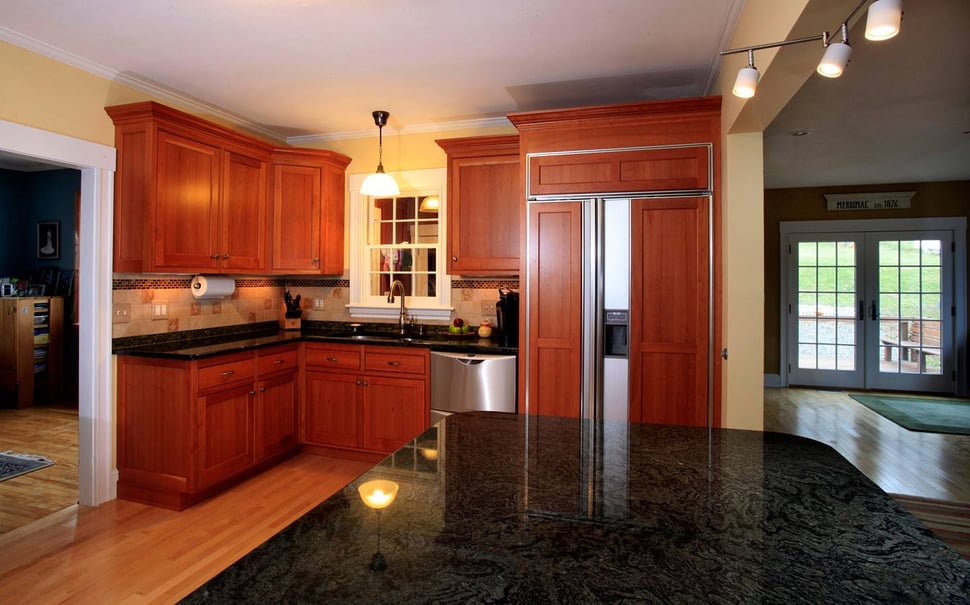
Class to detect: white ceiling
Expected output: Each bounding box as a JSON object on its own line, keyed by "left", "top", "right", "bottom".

{"left": 0, "top": 0, "right": 966, "bottom": 188}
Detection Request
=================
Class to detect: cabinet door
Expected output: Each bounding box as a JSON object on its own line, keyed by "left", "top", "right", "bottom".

{"left": 220, "top": 147, "right": 268, "bottom": 272}
{"left": 198, "top": 382, "right": 255, "bottom": 488}
{"left": 319, "top": 162, "right": 346, "bottom": 275}
{"left": 271, "top": 163, "right": 321, "bottom": 272}
{"left": 629, "top": 196, "right": 710, "bottom": 427}
{"left": 361, "top": 375, "right": 426, "bottom": 453}
{"left": 0, "top": 300, "right": 16, "bottom": 392}
{"left": 303, "top": 370, "right": 360, "bottom": 448}
{"left": 255, "top": 369, "right": 298, "bottom": 461}
{"left": 449, "top": 157, "right": 520, "bottom": 275}
{"left": 153, "top": 129, "right": 221, "bottom": 271}
{"left": 527, "top": 202, "right": 583, "bottom": 417}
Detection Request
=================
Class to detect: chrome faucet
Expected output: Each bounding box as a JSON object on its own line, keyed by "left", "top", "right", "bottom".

{"left": 387, "top": 280, "right": 407, "bottom": 334}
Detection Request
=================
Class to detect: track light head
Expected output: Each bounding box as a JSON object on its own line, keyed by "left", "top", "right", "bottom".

{"left": 866, "top": 0, "right": 902, "bottom": 41}
{"left": 817, "top": 41, "right": 853, "bottom": 78}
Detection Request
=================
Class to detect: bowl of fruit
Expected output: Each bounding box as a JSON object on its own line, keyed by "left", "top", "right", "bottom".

{"left": 446, "top": 317, "right": 477, "bottom": 339}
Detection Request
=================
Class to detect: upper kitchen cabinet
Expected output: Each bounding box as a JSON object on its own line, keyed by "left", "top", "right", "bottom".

{"left": 270, "top": 148, "right": 351, "bottom": 275}
{"left": 436, "top": 135, "right": 520, "bottom": 275}
{"left": 107, "top": 102, "right": 270, "bottom": 274}
{"left": 106, "top": 102, "right": 350, "bottom": 275}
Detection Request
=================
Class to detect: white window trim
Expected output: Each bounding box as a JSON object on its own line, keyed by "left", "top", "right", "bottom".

{"left": 348, "top": 168, "right": 453, "bottom": 321}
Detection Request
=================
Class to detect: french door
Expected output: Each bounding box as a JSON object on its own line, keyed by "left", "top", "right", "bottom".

{"left": 787, "top": 230, "right": 956, "bottom": 393}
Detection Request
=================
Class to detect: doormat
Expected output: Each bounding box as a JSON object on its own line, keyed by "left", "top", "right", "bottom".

{"left": 849, "top": 394, "right": 970, "bottom": 435}
{"left": 0, "top": 451, "right": 55, "bottom": 482}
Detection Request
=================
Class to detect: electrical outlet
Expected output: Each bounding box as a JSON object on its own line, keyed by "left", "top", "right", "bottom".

{"left": 112, "top": 303, "right": 131, "bottom": 323}
{"left": 481, "top": 301, "right": 496, "bottom": 313}
{"left": 314, "top": 298, "right": 329, "bottom": 310}
{"left": 151, "top": 303, "right": 168, "bottom": 320}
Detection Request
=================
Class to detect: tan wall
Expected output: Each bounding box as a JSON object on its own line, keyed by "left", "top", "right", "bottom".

{"left": 763, "top": 181, "right": 970, "bottom": 375}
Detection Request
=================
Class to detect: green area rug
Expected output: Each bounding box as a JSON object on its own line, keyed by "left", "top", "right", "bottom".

{"left": 849, "top": 394, "right": 970, "bottom": 435}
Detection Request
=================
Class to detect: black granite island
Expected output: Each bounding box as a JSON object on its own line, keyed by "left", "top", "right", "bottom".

{"left": 182, "top": 413, "right": 970, "bottom": 604}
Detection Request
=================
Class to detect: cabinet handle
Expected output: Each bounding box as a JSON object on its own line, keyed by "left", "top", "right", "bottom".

{"left": 223, "top": 254, "right": 230, "bottom": 260}
{"left": 273, "top": 359, "right": 285, "bottom": 365}
{"left": 221, "top": 370, "right": 235, "bottom": 377}
{"left": 326, "top": 356, "right": 338, "bottom": 362}
{"left": 211, "top": 253, "right": 219, "bottom": 260}
{"left": 387, "top": 361, "right": 401, "bottom": 367}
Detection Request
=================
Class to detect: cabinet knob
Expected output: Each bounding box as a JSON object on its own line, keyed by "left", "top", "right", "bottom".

{"left": 326, "top": 356, "right": 338, "bottom": 362}
{"left": 361, "top": 380, "right": 368, "bottom": 387}
{"left": 259, "top": 386, "right": 266, "bottom": 392}
{"left": 452, "top": 256, "right": 458, "bottom": 262}
{"left": 211, "top": 253, "right": 220, "bottom": 260}
{"left": 355, "top": 379, "right": 362, "bottom": 386}
{"left": 313, "top": 257, "right": 320, "bottom": 264}
{"left": 273, "top": 359, "right": 285, "bottom": 365}
{"left": 249, "top": 390, "right": 256, "bottom": 396}
{"left": 223, "top": 254, "right": 230, "bottom": 260}
{"left": 221, "top": 370, "right": 235, "bottom": 377}
{"left": 387, "top": 361, "right": 401, "bottom": 367}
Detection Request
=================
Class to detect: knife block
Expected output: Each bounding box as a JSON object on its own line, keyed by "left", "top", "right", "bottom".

{"left": 279, "top": 303, "right": 302, "bottom": 331}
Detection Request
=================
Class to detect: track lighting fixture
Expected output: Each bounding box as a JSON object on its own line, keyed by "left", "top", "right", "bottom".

{"left": 721, "top": 0, "right": 901, "bottom": 98}
{"left": 360, "top": 110, "right": 400, "bottom": 197}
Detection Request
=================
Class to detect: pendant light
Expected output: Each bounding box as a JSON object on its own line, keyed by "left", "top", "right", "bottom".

{"left": 732, "top": 50, "right": 760, "bottom": 99}
{"left": 360, "top": 110, "right": 400, "bottom": 197}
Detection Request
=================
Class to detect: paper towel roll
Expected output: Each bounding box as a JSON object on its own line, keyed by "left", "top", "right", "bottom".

{"left": 190, "top": 275, "right": 235, "bottom": 300}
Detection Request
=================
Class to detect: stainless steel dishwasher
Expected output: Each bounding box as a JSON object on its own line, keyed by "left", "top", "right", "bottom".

{"left": 430, "top": 351, "right": 517, "bottom": 424}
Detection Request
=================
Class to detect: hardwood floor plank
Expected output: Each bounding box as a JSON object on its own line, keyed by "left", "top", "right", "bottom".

{"left": 0, "top": 453, "right": 372, "bottom": 604}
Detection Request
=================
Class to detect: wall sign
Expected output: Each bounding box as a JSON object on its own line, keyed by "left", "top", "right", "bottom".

{"left": 824, "top": 191, "right": 915, "bottom": 211}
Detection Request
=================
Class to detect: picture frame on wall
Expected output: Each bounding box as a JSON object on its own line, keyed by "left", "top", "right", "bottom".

{"left": 37, "top": 221, "right": 60, "bottom": 260}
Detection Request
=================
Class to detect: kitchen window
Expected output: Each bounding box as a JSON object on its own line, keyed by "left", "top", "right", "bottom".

{"left": 347, "top": 168, "right": 452, "bottom": 320}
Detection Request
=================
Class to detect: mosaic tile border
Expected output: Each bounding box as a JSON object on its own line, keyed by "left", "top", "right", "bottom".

{"left": 112, "top": 276, "right": 509, "bottom": 290}
{"left": 451, "top": 279, "right": 519, "bottom": 290}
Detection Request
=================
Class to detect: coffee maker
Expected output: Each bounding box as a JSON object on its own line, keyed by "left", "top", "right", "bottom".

{"left": 495, "top": 288, "right": 519, "bottom": 345}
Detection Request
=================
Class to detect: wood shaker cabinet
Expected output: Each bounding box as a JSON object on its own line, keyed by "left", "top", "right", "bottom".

{"left": 106, "top": 102, "right": 269, "bottom": 274}
{"left": 0, "top": 297, "right": 63, "bottom": 407}
{"left": 116, "top": 343, "right": 299, "bottom": 510}
{"left": 106, "top": 101, "right": 351, "bottom": 275}
{"left": 436, "top": 135, "right": 520, "bottom": 275}
{"left": 303, "top": 343, "right": 429, "bottom": 460}
{"left": 270, "top": 148, "right": 351, "bottom": 274}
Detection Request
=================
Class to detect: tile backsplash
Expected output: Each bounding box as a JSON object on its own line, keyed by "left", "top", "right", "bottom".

{"left": 111, "top": 276, "right": 518, "bottom": 339}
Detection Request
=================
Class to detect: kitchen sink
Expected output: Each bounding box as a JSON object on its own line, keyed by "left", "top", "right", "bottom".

{"left": 325, "top": 331, "right": 416, "bottom": 343}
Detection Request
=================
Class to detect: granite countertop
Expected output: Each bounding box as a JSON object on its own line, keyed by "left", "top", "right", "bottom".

{"left": 182, "top": 413, "right": 970, "bottom": 603}
{"left": 113, "top": 321, "right": 517, "bottom": 359}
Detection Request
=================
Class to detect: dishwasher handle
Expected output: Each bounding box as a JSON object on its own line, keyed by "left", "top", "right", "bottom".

{"left": 458, "top": 358, "right": 484, "bottom": 366}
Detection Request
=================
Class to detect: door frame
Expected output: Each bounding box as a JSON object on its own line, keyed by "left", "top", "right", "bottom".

{"left": 0, "top": 119, "right": 117, "bottom": 506}
{"left": 779, "top": 217, "right": 967, "bottom": 396}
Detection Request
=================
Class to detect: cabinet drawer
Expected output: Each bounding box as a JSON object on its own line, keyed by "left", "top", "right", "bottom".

{"left": 305, "top": 344, "right": 362, "bottom": 371}
{"left": 198, "top": 355, "right": 256, "bottom": 391}
{"left": 257, "top": 346, "right": 299, "bottom": 375}
{"left": 363, "top": 348, "right": 428, "bottom": 375}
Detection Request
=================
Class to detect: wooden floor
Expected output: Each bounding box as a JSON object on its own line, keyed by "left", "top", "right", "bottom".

{"left": 0, "top": 404, "right": 79, "bottom": 534}
{"left": 765, "top": 387, "right": 970, "bottom": 503}
{"left": 0, "top": 389, "right": 967, "bottom": 603}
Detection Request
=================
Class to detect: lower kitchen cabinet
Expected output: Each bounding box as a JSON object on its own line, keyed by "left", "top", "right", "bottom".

{"left": 303, "top": 343, "right": 429, "bottom": 459}
{"left": 116, "top": 343, "right": 299, "bottom": 510}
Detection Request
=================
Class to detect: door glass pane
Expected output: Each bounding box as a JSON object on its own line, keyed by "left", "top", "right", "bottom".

{"left": 877, "top": 239, "right": 943, "bottom": 376}
{"left": 795, "top": 241, "right": 857, "bottom": 372}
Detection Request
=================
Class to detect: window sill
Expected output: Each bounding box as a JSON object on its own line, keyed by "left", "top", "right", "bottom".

{"left": 347, "top": 305, "right": 453, "bottom": 322}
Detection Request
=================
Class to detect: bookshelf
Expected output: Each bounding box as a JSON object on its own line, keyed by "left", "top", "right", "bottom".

{"left": 0, "top": 296, "right": 63, "bottom": 407}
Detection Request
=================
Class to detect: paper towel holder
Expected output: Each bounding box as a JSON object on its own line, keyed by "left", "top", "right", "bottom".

{"left": 190, "top": 275, "right": 235, "bottom": 300}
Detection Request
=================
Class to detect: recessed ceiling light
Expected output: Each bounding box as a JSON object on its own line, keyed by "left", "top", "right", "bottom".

{"left": 788, "top": 130, "right": 810, "bottom": 137}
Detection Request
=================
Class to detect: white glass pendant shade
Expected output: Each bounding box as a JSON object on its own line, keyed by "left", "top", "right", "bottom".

{"left": 732, "top": 65, "right": 760, "bottom": 98}
{"left": 817, "top": 41, "right": 853, "bottom": 77}
{"left": 360, "top": 169, "right": 400, "bottom": 196}
{"left": 866, "top": 0, "right": 902, "bottom": 41}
